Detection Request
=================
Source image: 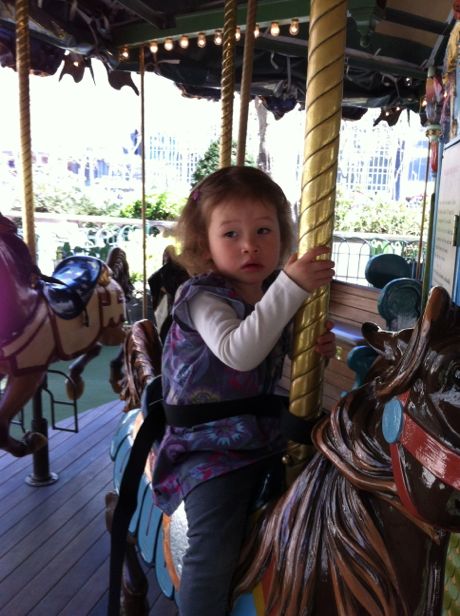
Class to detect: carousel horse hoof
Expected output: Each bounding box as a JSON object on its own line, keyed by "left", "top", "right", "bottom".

{"left": 109, "top": 367, "right": 123, "bottom": 394}
{"left": 65, "top": 376, "right": 84, "bottom": 400}
{"left": 110, "top": 379, "right": 123, "bottom": 395}
{"left": 23, "top": 431, "right": 48, "bottom": 454}
{"left": 105, "top": 490, "right": 118, "bottom": 533}
{"left": 121, "top": 578, "right": 149, "bottom": 616}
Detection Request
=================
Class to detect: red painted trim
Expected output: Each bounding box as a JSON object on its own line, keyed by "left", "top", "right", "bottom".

{"left": 400, "top": 413, "right": 460, "bottom": 490}
{"left": 390, "top": 443, "right": 424, "bottom": 521}
{"left": 390, "top": 391, "right": 460, "bottom": 524}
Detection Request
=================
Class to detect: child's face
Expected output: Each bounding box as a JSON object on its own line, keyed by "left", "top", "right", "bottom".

{"left": 206, "top": 198, "right": 281, "bottom": 300}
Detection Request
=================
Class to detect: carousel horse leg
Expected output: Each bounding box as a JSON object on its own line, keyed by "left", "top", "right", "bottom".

{"left": 122, "top": 539, "right": 150, "bottom": 616}
{"left": 0, "top": 371, "right": 48, "bottom": 456}
{"left": 109, "top": 346, "right": 125, "bottom": 394}
{"left": 66, "top": 342, "right": 103, "bottom": 400}
{"left": 105, "top": 491, "right": 149, "bottom": 616}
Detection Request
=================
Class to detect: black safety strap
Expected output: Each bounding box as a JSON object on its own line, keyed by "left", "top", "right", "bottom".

{"left": 163, "top": 394, "right": 283, "bottom": 428}
{"left": 108, "top": 377, "right": 164, "bottom": 616}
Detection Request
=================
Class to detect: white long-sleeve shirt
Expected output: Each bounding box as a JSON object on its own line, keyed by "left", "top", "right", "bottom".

{"left": 188, "top": 270, "right": 309, "bottom": 394}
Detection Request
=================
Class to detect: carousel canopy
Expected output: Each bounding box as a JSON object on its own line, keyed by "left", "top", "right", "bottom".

{"left": 0, "top": 0, "right": 456, "bottom": 123}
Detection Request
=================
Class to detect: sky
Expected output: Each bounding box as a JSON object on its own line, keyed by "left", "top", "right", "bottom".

{"left": 0, "top": 59, "right": 223, "bottom": 155}
{"left": 0, "top": 57, "right": 310, "bottom": 202}
{"left": 1, "top": 57, "right": 429, "bottom": 206}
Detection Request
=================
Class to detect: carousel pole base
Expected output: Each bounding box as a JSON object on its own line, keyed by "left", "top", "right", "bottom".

{"left": 25, "top": 470, "right": 59, "bottom": 487}
{"left": 25, "top": 387, "right": 59, "bottom": 486}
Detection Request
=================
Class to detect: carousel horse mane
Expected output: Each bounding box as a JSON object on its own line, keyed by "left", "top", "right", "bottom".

{"left": 234, "top": 287, "right": 457, "bottom": 616}
{"left": 233, "top": 390, "right": 407, "bottom": 615}
{"left": 107, "top": 247, "right": 134, "bottom": 303}
{"left": 0, "top": 214, "right": 38, "bottom": 285}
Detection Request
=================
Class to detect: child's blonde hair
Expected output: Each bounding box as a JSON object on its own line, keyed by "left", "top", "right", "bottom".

{"left": 175, "top": 166, "right": 295, "bottom": 275}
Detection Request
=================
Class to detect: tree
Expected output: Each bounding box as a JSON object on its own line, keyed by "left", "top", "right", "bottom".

{"left": 191, "top": 140, "right": 255, "bottom": 185}
{"left": 33, "top": 182, "right": 120, "bottom": 216}
{"left": 118, "top": 191, "right": 185, "bottom": 220}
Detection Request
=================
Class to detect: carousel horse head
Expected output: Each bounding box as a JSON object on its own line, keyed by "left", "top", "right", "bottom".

{"left": 0, "top": 213, "right": 127, "bottom": 457}
{"left": 363, "top": 285, "right": 460, "bottom": 531}
{"left": 0, "top": 213, "right": 40, "bottom": 342}
{"left": 232, "top": 285, "right": 460, "bottom": 616}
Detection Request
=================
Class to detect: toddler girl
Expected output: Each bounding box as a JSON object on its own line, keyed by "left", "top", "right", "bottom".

{"left": 152, "top": 166, "right": 335, "bottom": 616}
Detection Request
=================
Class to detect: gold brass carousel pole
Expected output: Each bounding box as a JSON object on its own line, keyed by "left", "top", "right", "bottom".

{"left": 16, "top": 0, "right": 57, "bottom": 485}
{"left": 219, "top": 0, "right": 237, "bottom": 168}
{"left": 15, "top": 0, "right": 36, "bottom": 261}
{"left": 236, "top": 0, "right": 257, "bottom": 166}
{"left": 139, "top": 46, "right": 147, "bottom": 319}
{"left": 289, "top": 0, "right": 347, "bottom": 420}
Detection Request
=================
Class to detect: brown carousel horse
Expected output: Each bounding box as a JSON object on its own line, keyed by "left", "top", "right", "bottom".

{"left": 108, "top": 284, "right": 460, "bottom": 616}
{"left": 0, "top": 213, "right": 126, "bottom": 457}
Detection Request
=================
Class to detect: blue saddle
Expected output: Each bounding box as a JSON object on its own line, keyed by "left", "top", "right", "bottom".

{"left": 42, "top": 256, "right": 103, "bottom": 320}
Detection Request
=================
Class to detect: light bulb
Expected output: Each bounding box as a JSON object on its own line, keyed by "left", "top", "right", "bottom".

{"left": 120, "top": 47, "right": 129, "bottom": 60}
{"left": 254, "top": 24, "right": 260, "bottom": 38}
{"left": 214, "top": 30, "right": 223, "bottom": 45}
{"left": 164, "top": 38, "right": 174, "bottom": 51}
{"left": 179, "top": 35, "right": 189, "bottom": 49}
{"left": 197, "top": 32, "right": 207, "bottom": 48}
{"left": 270, "top": 22, "right": 280, "bottom": 36}
{"left": 149, "top": 40, "right": 158, "bottom": 54}
{"left": 235, "top": 26, "right": 241, "bottom": 41}
{"left": 289, "top": 18, "right": 299, "bottom": 35}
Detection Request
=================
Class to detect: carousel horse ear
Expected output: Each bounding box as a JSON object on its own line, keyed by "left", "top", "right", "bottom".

{"left": 382, "top": 398, "right": 404, "bottom": 444}
{"left": 362, "top": 322, "right": 412, "bottom": 363}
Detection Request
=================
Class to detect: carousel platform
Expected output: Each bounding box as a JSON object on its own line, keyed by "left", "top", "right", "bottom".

{"left": 0, "top": 399, "right": 178, "bottom": 616}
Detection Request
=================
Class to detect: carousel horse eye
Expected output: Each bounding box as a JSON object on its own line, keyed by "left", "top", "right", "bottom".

{"left": 449, "top": 365, "right": 460, "bottom": 389}
{"left": 382, "top": 398, "right": 404, "bottom": 444}
{"left": 439, "top": 362, "right": 460, "bottom": 391}
{"left": 435, "top": 367, "right": 447, "bottom": 389}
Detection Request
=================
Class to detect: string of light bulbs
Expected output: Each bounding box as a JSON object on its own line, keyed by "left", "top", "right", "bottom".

{"left": 118, "top": 17, "right": 301, "bottom": 60}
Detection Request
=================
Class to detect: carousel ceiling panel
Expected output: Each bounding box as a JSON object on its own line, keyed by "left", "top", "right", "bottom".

{"left": 0, "top": 0, "right": 456, "bottom": 123}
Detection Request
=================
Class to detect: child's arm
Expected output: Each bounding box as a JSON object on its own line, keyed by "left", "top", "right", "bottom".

{"left": 189, "top": 271, "right": 307, "bottom": 371}
{"left": 188, "top": 247, "right": 334, "bottom": 372}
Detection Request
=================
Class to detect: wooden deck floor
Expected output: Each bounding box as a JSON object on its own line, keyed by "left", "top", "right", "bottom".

{"left": 0, "top": 400, "right": 178, "bottom": 616}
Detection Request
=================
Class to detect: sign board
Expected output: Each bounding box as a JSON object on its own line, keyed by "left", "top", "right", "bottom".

{"left": 432, "top": 139, "right": 460, "bottom": 293}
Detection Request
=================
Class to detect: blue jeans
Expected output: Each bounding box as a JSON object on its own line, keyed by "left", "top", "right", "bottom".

{"left": 178, "top": 457, "right": 281, "bottom": 616}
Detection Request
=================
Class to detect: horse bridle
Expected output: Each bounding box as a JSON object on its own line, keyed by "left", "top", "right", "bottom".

{"left": 382, "top": 392, "right": 460, "bottom": 523}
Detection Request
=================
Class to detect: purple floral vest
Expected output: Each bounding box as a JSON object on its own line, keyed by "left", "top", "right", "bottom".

{"left": 151, "top": 272, "right": 288, "bottom": 515}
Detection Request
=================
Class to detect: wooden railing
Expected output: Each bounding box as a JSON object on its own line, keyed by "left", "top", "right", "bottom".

{"left": 322, "top": 280, "right": 386, "bottom": 411}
